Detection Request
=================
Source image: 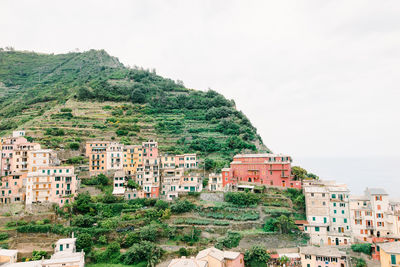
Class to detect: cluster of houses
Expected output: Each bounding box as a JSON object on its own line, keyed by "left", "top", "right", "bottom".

{"left": 0, "top": 235, "right": 84, "bottom": 266}
{"left": 0, "top": 131, "right": 78, "bottom": 206}
{"left": 85, "top": 140, "right": 202, "bottom": 200}
{"left": 303, "top": 179, "right": 400, "bottom": 262}
{"left": 3, "top": 131, "right": 400, "bottom": 266}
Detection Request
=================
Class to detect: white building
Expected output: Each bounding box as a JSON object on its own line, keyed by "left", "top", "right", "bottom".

{"left": 106, "top": 142, "right": 123, "bottom": 170}
{"left": 208, "top": 173, "right": 223, "bottom": 191}
{"left": 304, "top": 180, "right": 352, "bottom": 246}
{"left": 350, "top": 188, "right": 400, "bottom": 242}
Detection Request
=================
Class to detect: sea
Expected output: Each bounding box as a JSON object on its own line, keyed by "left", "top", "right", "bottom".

{"left": 293, "top": 156, "right": 400, "bottom": 197}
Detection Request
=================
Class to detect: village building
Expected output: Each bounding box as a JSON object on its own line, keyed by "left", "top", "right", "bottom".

{"left": 85, "top": 141, "right": 110, "bottom": 176}
{"left": 161, "top": 168, "right": 184, "bottom": 200}
{"left": 221, "top": 154, "right": 301, "bottom": 190}
{"left": 136, "top": 157, "right": 160, "bottom": 198}
{"left": 0, "top": 249, "right": 18, "bottom": 265}
{"left": 106, "top": 142, "right": 123, "bottom": 171}
{"left": 0, "top": 172, "right": 27, "bottom": 204}
{"left": 168, "top": 247, "right": 244, "bottom": 267}
{"left": 26, "top": 166, "right": 78, "bottom": 206}
{"left": 378, "top": 242, "right": 400, "bottom": 267}
{"left": 300, "top": 246, "right": 349, "bottom": 267}
{"left": 123, "top": 145, "right": 142, "bottom": 176}
{"left": 208, "top": 173, "right": 223, "bottom": 191}
{"left": 304, "top": 180, "right": 352, "bottom": 246}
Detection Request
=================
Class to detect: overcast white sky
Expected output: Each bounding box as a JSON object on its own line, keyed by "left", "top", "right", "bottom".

{"left": 1, "top": 0, "right": 399, "bottom": 158}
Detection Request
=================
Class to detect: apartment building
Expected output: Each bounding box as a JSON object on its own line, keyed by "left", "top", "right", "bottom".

{"left": 86, "top": 141, "right": 109, "bottom": 176}
{"left": 123, "top": 145, "right": 142, "bottom": 176}
{"left": 208, "top": 173, "right": 223, "bottom": 191}
{"left": 28, "top": 149, "right": 57, "bottom": 172}
{"left": 0, "top": 172, "right": 27, "bottom": 204}
{"left": 304, "top": 180, "right": 352, "bottom": 246}
{"left": 300, "top": 246, "right": 349, "bottom": 267}
{"left": 161, "top": 168, "right": 184, "bottom": 200}
{"left": 350, "top": 188, "right": 400, "bottom": 243}
{"left": 221, "top": 153, "right": 301, "bottom": 190}
{"left": 106, "top": 142, "right": 123, "bottom": 170}
{"left": 142, "top": 140, "right": 158, "bottom": 158}
{"left": 179, "top": 173, "right": 202, "bottom": 193}
{"left": 0, "top": 134, "right": 37, "bottom": 176}
{"left": 136, "top": 158, "right": 160, "bottom": 198}
{"left": 112, "top": 170, "right": 127, "bottom": 196}
{"left": 26, "top": 166, "right": 78, "bottom": 206}
{"left": 175, "top": 153, "right": 197, "bottom": 169}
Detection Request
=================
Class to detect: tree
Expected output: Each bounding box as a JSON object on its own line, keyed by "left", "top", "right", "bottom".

{"left": 73, "top": 192, "right": 93, "bottom": 213}
{"left": 96, "top": 174, "right": 109, "bottom": 186}
{"left": 244, "top": 245, "right": 270, "bottom": 267}
{"left": 121, "top": 241, "right": 163, "bottom": 265}
{"left": 127, "top": 179, "right": 140, "bottom": 189}
{"left": 204, "top": 158, "right": 215, "bottom": 171}
{"left": 263, "top": 218, "right": 278, "bottom": 232}
{"left": 131, "top": 88, "right": 146, "bottom": 104}
{"left": 76, "top": 233, "right": 93, "bottom": 253}
{"left": 291, "top": 166, "right": 307, "bottom": 181}
{"left": 276, "top": 215, "right": 296, "bottom": 234}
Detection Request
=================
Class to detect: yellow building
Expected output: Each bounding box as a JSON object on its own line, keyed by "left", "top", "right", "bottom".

{"left": 123, "top": 145, "right": 143, "bottom": 176}
{"left": 379, "top": 242, "right": 400, "bottom": 267}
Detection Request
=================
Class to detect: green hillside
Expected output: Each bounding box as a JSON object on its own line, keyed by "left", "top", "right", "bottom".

{"left": 0, "top": 49, "right": 269, "bottom": 165}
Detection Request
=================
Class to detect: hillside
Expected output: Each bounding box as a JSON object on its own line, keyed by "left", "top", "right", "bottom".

{"left": 0, "top": 49, "right": 269, "bottom": 166}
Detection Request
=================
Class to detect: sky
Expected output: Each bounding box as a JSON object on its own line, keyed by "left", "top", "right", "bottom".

{"left": 1, "top": 0, "right": 399, "bottom": 159}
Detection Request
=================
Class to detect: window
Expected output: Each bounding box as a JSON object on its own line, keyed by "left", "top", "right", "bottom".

{"left": 332, "top": 194, "right": 336, "bottom": 198}
{"left": 315, "top": 227, "right": 320, "bottom": 232}
{"left": 313, "top": 217, "right": 316, "bottom": 221}
{"left": 344, "top": 218, "right": 347, "bottom": 223}
{"left": 333, "top": 218, "right": 336, "bottom": 222}
{"left": 391, "top": 255, "right": 396, "bottom": 265}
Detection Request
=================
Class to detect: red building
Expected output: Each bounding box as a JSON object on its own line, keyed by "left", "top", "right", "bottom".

{"left": 222, "top": 154, "right": 301, "bottom": 189}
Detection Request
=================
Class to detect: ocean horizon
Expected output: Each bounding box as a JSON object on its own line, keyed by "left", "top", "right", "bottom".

{"left": 294, "top": 156, "right": 400, "bottom": 197}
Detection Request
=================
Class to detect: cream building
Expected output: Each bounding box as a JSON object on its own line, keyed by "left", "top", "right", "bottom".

{"left": 350, "top": 188, "right": 400, "bottom": 242}
{"left": 304, "top": 180, "right": 352, "bottom": 246}
{"left": 208, "top": 173, "right": 223, "bottom": 191}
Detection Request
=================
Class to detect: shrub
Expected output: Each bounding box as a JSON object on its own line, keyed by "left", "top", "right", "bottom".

{"left": 68, "top": 142, "right": 80, "bottom": 150}
{"left": 76, "top": 233, "right": 93, "bottom": 253}
{"left": 121, "top": 241, "right": 163, "bottom": 265}
{"left": 60, "top": 108, "right": 72, "bottom": 112}
{"left": 0, "top": 233, "right": 8, "bottom": 240}
{"left": 244, "top": 245, "right": 270, "bottom": 267}
{"left": 351, "top": 243, "right": 372, "bottom": 255}
{"left": 225, "top": 192, "right": 261, "bottom": 206}
{"left": 178, "top": 247, "right": 188, "bottom": 257}
{"left": 263, "top": 218, "right": 278, "bottom": 232}
{"left": 170, "top": 199, "right": 195, "bottom": 214}
{"left": 216, "top": 231, "right": 241, "bottom": 249}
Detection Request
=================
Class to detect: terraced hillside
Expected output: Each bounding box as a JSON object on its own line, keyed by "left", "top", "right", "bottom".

{"left": 0, "top": 49, "right": 269, "bottom": 166}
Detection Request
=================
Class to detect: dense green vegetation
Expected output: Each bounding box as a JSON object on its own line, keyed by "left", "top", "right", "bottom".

{"left": 0, "top": 49, "right": 269, "bottom": 167}
{"left": 351, "top": 243, "right": 372, "bottom": 255}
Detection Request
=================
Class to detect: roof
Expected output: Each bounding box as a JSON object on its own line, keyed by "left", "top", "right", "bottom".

{"left": 365, "top": 188, "right": 388, "bottom": 195}
{"left": 113, "top": 187, "right": 126, "bottom": 195}
{"left": 56, "top": 238, "right": 76, "bottom": 244}
{"left": 378, "top": 242, "right": 400, "bottom": 254}
{"left": 168, "top": 257, "right": 207, "bottom": 267}
{"left": 294, "top": 220, "right": 308, "bottom": 225}
{"left": 300, "top": 246, "right": 345, "bottom": 257}
{"left": 0, "top": 249, "right": 18, "bottom": 256}
{"left": 114, "top": 170, "right": 125, "bottom": 177}
{"left": 3, "top": 261, "right": 41, "bottom": 267}
{"left": 223, "top": 251, "right": 241, "bottom": 260}
{"left": 233, "top": 153, "right": 290, "bottom": 158}
{"left": 196, "top": 247, "right": 224, "bottom": 261}
{"left": 350, "top": 195, "right": 369, "bottom": 201}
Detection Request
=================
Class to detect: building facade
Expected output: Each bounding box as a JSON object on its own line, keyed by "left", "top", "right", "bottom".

{"left": 304, "top": 180, "right": 352, "bottom": 246}
{"left": 221, "top": 154, "right": 301, "bottom": 190}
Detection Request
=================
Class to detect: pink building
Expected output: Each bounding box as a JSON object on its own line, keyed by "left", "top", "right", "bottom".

{"left": 222, "top": 153, "right": 301, "bottom": 190}
{"left": 142, "top": 140, "right": 158, "bottom": 159}
{"left": 0, "top": 172, "right": 27, "bottom": 204}
{"left": 0, "top": 136, "right": 29, "bottom": 176}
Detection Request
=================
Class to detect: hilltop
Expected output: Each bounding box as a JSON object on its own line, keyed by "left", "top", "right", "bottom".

{"left": 0, "top": 49, "right": 269, "bottom": 166}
